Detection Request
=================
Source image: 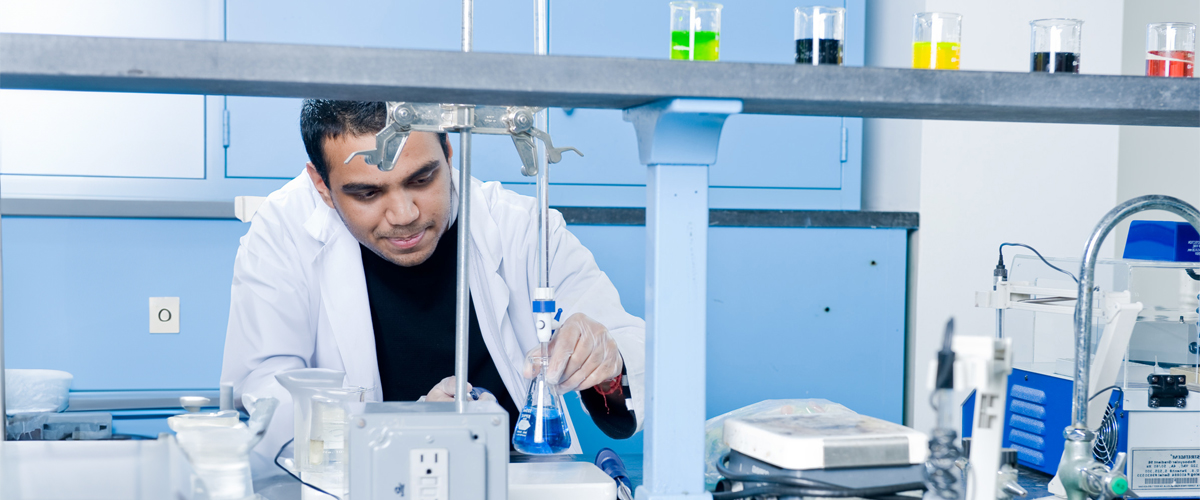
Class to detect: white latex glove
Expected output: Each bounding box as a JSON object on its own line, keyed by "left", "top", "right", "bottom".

{"left": 522, "top": 313, "right": 624, "bottom": 393}
{"left": 423, "top": 376, "right": 495, "bottom": 403}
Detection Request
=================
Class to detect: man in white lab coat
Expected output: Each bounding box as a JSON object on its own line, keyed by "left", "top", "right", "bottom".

{"left": 220, "top": 100, "right": 644, "bottom": 462}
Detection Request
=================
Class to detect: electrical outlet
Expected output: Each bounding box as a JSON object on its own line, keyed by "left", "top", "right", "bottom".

{"left": 410, "top": 448, "right": 448, "bottom": 500}
{"left": 149, "top": 297, "right": 180, "bottom": 334}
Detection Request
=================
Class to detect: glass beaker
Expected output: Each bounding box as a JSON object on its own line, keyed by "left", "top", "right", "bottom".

{"left": 512, "top": 357, "right": 572, "bottom": 454}
{"left": 670, "top": 1, "right": 722, "bottom": 61}
{"left": 794, "top": 6, "right": 845, "bottom": 65}
{"left": 1030, "top": 19, "right": 1082, "bottom": 73}
{"left": 276, "top": 368, "right": 364, "bottom": 500}
{"left": 1146, "top": 22, "right": 1195, "bottom": 77}
{"left": 176, "top": 426, "right": 257, "bottom": 500}
{"left": 303, "top": 388, "right": 364, "bottom": 498}
{"left": 913, "top": 12, "right": 962, "bottom": 70}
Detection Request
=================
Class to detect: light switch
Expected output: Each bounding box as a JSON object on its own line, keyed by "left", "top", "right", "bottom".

{"left": 149, "top": 297, "right": 180, "bottom": 334}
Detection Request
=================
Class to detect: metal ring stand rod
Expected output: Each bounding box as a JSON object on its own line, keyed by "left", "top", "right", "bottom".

{"left": 454, "top": 0, "right": 474, "bottom": 414}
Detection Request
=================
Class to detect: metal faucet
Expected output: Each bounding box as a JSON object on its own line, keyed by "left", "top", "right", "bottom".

{"left": 1059, "top": 194, "right": 1200, "bottom": 500}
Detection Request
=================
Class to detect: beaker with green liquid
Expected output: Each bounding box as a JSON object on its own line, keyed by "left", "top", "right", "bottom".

{"left": 913, "top": 12, "right": 961, "bottom": 70}
{"left": 670, "top": 1, "right": 722, "bottom": 61}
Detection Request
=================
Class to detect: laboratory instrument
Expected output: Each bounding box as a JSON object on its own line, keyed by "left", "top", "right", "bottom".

{"left": 925, "top": 319, "right": 965, "bottom": 500}
{"left": 670, "top": 1, "right": 722, "bottom": 61}
{"left": 276, "top": 368, "right": 366, "bottom": 500}
{"left": 1146, "top": 22, "right": 1195, "bottom": 78}
{"left": 348, "top": 399, "right": 510, "bottom": 499}
{"left": 512, "top": 355, "right": 572, "bottom": 454}
{"left": 794, "top": 6, "right": 844, "bottom": 65}
{"left": 716, "top": 410, "right": 928, "bottom": 498}
{"left": 1030, "top": 19, "right": 1082, "bottom": 74}
{"left": 702, "top": 398, "right": 855, "bottom": 489}
{"left": 6, "top": 411, "right": 112, "bottom": 441}
{"left": 509, "top": 460, "right": 620, "bottom": 500}
{"left": 976, "top": 196, "right": 1200, "bottom": 499}
{"left": 913, "top": 12, "right": 962, "bottom": 70}
{"left": 978, "top": 254, "right": 1199, "bottom": 498}
{"left": 925, "top": 318, "right": 1023, "bottom": 500}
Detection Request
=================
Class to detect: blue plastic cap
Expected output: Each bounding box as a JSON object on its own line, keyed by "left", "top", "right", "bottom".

{"left": 532, "top": 300, "right": 556, "bottom": 313}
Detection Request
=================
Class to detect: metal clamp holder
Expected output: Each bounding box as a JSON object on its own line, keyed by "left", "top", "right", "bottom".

{"left": 345, "top": 102, "right": 581, "bottom": 175}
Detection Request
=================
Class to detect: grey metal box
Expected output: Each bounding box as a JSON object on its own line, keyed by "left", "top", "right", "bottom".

{"left": 349, "top": 400, "right": 509, "bottom": 500}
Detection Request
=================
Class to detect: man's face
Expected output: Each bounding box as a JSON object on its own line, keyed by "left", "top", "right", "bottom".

{"left": 307, "top": 132, "right": 453, "bottom": 267}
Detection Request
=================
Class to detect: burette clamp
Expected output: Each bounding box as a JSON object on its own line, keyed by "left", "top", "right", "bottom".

{"left": 345, "top": 102, "right": 583, "bottom": 176}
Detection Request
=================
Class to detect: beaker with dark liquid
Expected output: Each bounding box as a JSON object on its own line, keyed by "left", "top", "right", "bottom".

{"left": 1030, "top": 19, "right": 1082, "bottom": 73}
{"left": 1146, "top": 22, "right": 1195, "bottom": 78}
{"left": 795, "top": 6, "right": 844, "bottom": 65}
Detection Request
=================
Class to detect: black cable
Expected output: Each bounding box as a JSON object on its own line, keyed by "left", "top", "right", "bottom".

{"left": 999, "top": 242, "right": 1079, "bottom": 285}
{"left": 715, "top": 453, "right": 925, "bottom": 498}
{"left": 712, "top": 483, "right": 928, "bottom": 500}
{"left": 1089, "top": 385, "right": 1123, "bottom": 402}
{"left": 274, "top": 438, "right": 342, "bottom": 500}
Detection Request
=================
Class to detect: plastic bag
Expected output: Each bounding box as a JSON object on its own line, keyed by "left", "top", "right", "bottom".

{"left": 704, "top": 399, "right": 856, "bottom": 489}
{"left": 5, "top": 369, "right": 72, "bottom": 414}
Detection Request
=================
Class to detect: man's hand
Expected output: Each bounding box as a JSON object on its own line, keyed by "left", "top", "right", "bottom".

{"left": 523, "top": 313, "right": 623, "bottom": 393}
{"left": 424, "top": 376, "right": 495, "bottom": 402}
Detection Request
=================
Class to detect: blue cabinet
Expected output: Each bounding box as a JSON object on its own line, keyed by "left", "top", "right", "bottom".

{"left": 223, "top": 0, "right": 532, "bottom": 180}
{"left": 566, "top": 224, "right": 908, "bottom": 456}
{"left": 222, "top": 0, "right": 864, "bottom": 210}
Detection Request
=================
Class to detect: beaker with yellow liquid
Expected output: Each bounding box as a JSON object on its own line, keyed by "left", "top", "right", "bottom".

{"left": 913, "top": 12, "right": 961, "bottom": 70}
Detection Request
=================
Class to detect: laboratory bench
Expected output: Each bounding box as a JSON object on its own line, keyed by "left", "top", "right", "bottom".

{"left": 592, "top": 454, "right": 1056, "bottom": 499}
{"left": 248, "top": 453, "right": 1057, "bottom": 499}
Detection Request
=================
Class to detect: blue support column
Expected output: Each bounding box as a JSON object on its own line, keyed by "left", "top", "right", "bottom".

{"left": 623, "top": 99, "right": 741, "bottom": 500}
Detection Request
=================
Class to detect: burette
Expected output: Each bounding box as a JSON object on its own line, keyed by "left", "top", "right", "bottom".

{"left": 532, "top": 0, "right": 557, "bottom": 366}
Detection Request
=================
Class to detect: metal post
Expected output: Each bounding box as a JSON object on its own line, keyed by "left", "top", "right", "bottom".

{"left": 624, "top": 98, "right": 740, "bottom": 500}
{"left": 534, "top": 0, "right": 550, "bottom": 289}
{"left": 454, "top": 0, "right": 474, "bottom": 414}
{"left": 0, "top": 216, "right": 6, "bottom": 426}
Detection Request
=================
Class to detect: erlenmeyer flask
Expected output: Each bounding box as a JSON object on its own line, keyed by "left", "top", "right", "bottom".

{"left": 512, "top": 368, "right": 572, "bottom": 454}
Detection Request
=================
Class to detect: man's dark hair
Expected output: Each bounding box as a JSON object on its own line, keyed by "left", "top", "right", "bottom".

{"left": 300, "top": 100, "right": 450, "bottom": 184}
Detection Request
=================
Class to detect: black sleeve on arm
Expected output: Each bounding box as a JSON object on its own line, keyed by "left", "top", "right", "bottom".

{"left": 579, "top": 364, "right": 637, "bottom": 439}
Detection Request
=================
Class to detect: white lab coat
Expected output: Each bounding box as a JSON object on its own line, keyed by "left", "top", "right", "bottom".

{"left": 220, "top": 170, "right": 645, "bottom": 466}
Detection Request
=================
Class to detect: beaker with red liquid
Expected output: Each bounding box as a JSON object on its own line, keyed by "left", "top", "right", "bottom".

{"left": 1146, "top": 22, "right": 1195, "bottom": 77}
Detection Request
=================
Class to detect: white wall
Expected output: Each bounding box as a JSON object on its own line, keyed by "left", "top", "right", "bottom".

{"left": 1113, "top": 0, "right": 1200, "bottom": 257}
{"left": 863, "top": 0, "right": 1128, "bottom": 431}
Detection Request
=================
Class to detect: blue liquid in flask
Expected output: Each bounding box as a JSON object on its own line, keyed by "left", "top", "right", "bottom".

{"left": 512, "top": 374, "right": 572, "bottom": 454}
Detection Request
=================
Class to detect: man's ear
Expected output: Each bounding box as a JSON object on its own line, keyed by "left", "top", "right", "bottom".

{"left": 306, "top": 162, "right": 336, "bottom": 209}
{"left": 444, "top": 136, "right": 453, "bottom": 165}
